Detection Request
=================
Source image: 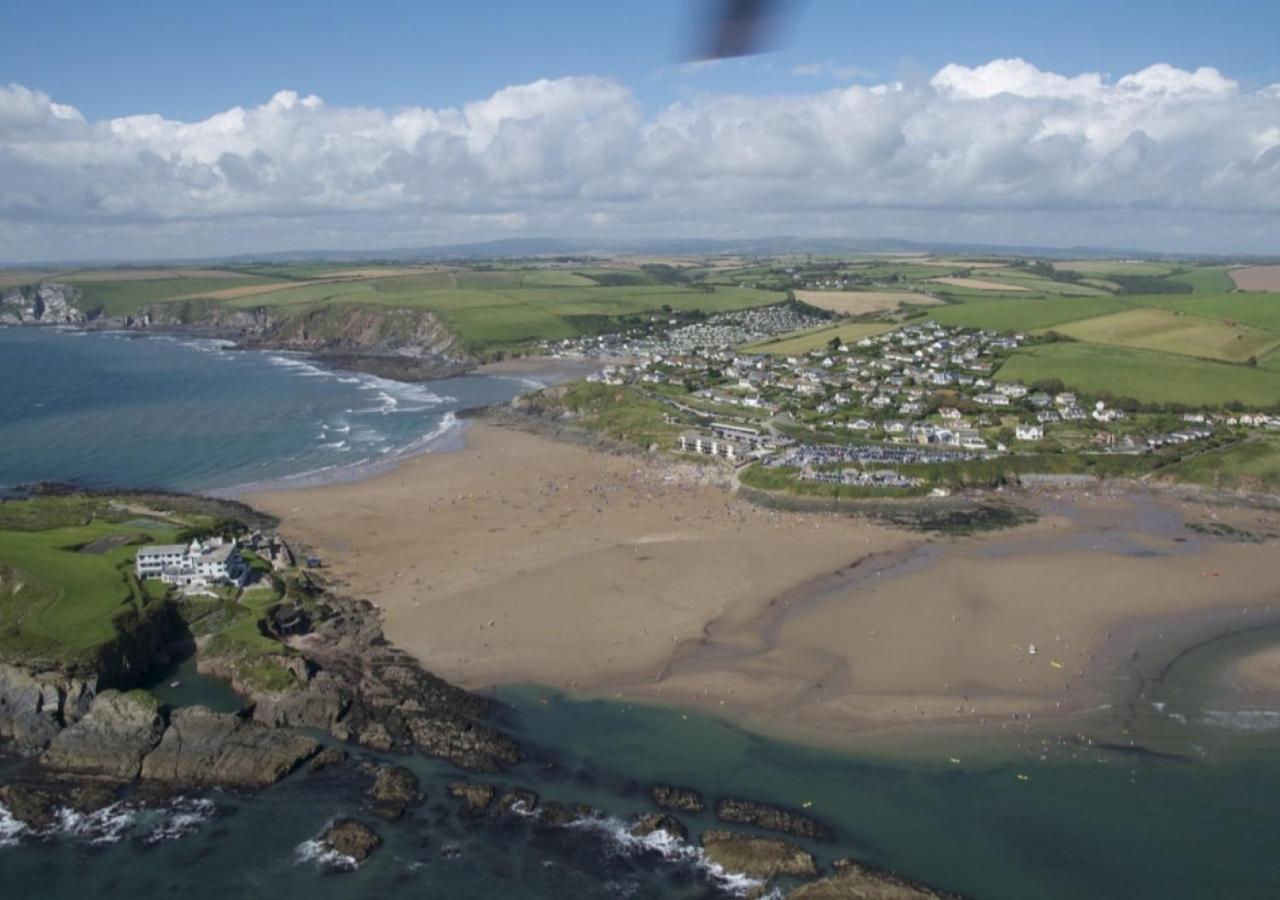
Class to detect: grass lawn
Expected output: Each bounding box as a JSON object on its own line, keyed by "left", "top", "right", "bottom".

{"left": 1055, "top": 307, "right": 1280, "bottom": 363}
{"left": 741, "top": 322, "right": 893, "bottom": 355}
{"left": 1143, "top": 292, "right": 1280, "bottom": 332}
{"left": 997, "top": 342, "right": 1280, "bottom": 407}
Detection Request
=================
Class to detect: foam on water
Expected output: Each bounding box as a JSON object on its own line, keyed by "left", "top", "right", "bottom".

{"left": 564, "top": 812, "right": 766, "bottom": 897}
{"left": 0, "top": 796, "right": 217, "bottom": 848}
{"left": 1201, "top": 710, "right": 1280, "bottom": 731}
{"left": 0, "top": 804, "right": 26, "bottom": 847}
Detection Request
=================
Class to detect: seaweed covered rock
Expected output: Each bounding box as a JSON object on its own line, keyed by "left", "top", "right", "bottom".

{"left": 716, "top": 797, "right": 832, "bottom": 840}
{"left": 630, "top": 813, "right": 688, "bottom": 842}
{"left": 701, "top": 829, "right": 818, "bottom": 880}
{"left": 448, "top": 780, "right": 496, "bottom": 816}
{"left": 370, "top": 765, "right": 422, "bottom": 822}
{"left": 321, "top": 818, "right": 382, "bottom": 863}
{"left": 787, "top": 858, "right": 959, "bottom": 899}
{"left": 651, "top": 784, "right": 705, "bottom": 813}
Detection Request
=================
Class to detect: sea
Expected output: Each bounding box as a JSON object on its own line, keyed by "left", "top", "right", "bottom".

{"left": 2, "top": 326, "right": 1280, "bottom": 899}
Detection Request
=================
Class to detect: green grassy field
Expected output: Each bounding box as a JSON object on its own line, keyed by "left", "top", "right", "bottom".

{"left": 78, "top": 274, "right": 287, "bottom": 316}
{"left": 927, "top": 296, "right": 1137, "bottom": 331}
{"left": 1145, "top": 292, "right": 1280, "bottom": 332}
{"left": 1159, "top": 435, "right": 1280, "bottom": 490}
{"left": 0, "top": 517, "right": 175, "bottom": 664}
{"left": 741, "top": 322, "right": 893, "bottom": 355}
{"left": 1053, "top": 260, "right": 1177, "bottom": 277}
{"left": 1055, "top": 307, "right": 1280, "bottom": 363}
{"left": 1166, "top": 266, "right": 1237, "bottom": 294}
{"left": 997, "top": 342, "right": 1280, "bottom": 407}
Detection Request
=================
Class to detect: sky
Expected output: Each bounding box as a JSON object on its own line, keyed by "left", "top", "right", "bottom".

{"left": 3, "top": 0, "right": 1280, "bottom": 261}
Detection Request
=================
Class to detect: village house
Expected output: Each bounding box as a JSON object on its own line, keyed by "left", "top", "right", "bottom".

{"left": 1015, "top": 423, "right": 1044, "bottom": 441}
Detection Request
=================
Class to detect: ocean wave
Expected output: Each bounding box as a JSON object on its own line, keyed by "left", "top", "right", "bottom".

{"left": 139, "top": 797, "right": 217, "bottom": 846}
{"left": 564, "top": 813, "right": 766, "bottom": 897}
{"left": 0, "top": 797, "right": 216, "bottom": 849}
{"left": 1201, "top": 709, "right": 1280, "bottom": 731}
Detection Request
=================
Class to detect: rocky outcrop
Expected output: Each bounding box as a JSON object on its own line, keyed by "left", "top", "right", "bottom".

{"left": 320, "top": 818, "right": 382, "bottom": 863}
{"left": 0, "top": 282, "right": 84, "bottom": 325}
{"left": 630, "top": 812, "right": 688, "bottom": 841}
{"left": 701, "top": 829, "right": 818, "bottom": 880}
{"left": 716, "top": 798, "right": 833, "bottom": 841}
{"left": 369, "top": 765, "right": 422, "bottom": 822}
{"left": 787, "top": 859, "right": 959, "bottom": 899}
{"left": 139, "top": 706, "right": 319, "bottom": 790}
{"left": 0, "top": 664, "right": 96, "bottom": 755}
{"left": 246, "top": 593, "right": 521, "bottom": 771}
{"left": 651, "top": 784, "right": 705, "bottom": 813}
{"left": 305, "top": 746, "right": 348, "bottom": 774}
{"left": 39, "top": 690, "right": 165, "bottom": 780}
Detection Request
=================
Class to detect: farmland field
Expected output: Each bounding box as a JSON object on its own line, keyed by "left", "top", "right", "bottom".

{"left": 927, "top": 296, "right": 1137, "bottom": 332}
{"left": 1167, "top": 266, "right": 1236, "bottom": 294}
{"left": 1054, "top": 307, "right": 1280, "bottom": 363}
{"left": 792, "top": 289, "right": 938, "bottom": 315}
{"left": 1053, "top": 260, "right": 1176, "bottom": 277}
{"left": 997, "top": 342, "right": 1280, "bottom": 407}
{"left": 928, "top": 276, "right": 1030, "bottom": 292}
{"left": 1229, "top": 265, "right": 1280, "bottom": 291}
{"left": 742, "top": 321, "right": 893, "bottom": 355}
{"left": 77, "top": 274, "right": 288, "bottom": 316}
{"left": 1144, "top": 292, "right": 1280, "bottom": 332}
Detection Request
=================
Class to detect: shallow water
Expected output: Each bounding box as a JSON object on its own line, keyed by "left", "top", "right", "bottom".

{"left": 0, "top": 327, "right": 529, "bottom": 493}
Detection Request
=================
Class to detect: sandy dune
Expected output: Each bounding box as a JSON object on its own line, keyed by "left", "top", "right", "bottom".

{"left": 249, "top": 425, "right": 1280, "bottom": 746}
{"left": 1229, "top": 265, "right": 1280, "bottom": 291}
{"left": 793, "top": 290, "right": 940, "bottom": 315}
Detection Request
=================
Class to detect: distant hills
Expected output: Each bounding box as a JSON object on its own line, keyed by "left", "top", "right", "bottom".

{"left": 7, "top": 236, "right": 1272, "bottom": 269}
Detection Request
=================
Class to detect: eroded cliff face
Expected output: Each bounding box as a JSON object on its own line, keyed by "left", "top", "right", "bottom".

{"left": 133, "top": 299, "right": 475, "bottom": 379}
{"left": 0, "top": 283, "right": 85, "bottom": 325}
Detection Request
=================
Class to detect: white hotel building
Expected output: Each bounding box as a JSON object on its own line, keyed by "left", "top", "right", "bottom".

{"left": 135, "top": 537, "right": 247, "bottom": 589}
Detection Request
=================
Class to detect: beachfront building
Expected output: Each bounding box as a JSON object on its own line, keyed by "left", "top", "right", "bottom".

{"left": 135, "top": 537, "right": 247, "bottom": 589}
{"left": 678, "top": 430, "right": 746, "bottom": 462}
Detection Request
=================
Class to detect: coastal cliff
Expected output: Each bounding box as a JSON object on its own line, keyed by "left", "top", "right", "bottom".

{"left": 1, "top": 280, "right": 475, "bottom": 380}
{"left": 0, "top": 282, "right": 85, "bottom": 325}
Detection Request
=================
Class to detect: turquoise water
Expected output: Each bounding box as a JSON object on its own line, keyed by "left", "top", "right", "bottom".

{"left": 0, "top": 327, "right": 529, "bottom": 493}
{"left": 3, "top": 325, "right": 1280, "bottom": 897}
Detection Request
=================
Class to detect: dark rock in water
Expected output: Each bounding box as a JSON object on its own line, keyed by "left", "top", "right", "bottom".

{"left": 0, "top": 779, "right": 118, "bottom": 828}
{"left": 651, "top": 784, "right": 705, "bottom": 813}
{"left": 630, "top": 813, "right": 688, "bottom": 842}
{"left": 701, "top": 829, "right": 818, "bottom": 880}
{"left": 448, "top": 780, "right": 496, "bottom": 816}
{"left": 494, "top": 787, "right": 539, "bottom": 816}
{"left": 305, "top": 746, "right": 348, "bottom": 774}
{"left": 0, "top": 782, "right": 61, "bottom": 828}
{"left": 40, "top": 690, "right": 165, "bottom": 780}
{"left": 571, "top": 803, "right": 603, "bottom": 820}
{"left": 539, "top": 801, "right": 577, "bottom": 826}
{"left": 787, "top": 857, "right": 959, "bottom": 899}
{"left": 321, "top": 818, "right": 382, "bottom": 864}
{"left": 716, "top": 798, "right": 833, "bottom": 840}
{"left": 370, "top": 765, "right": 422, "bottom": 822}
{"left": 140, "top": 706, "right": 320, "bottom": 790}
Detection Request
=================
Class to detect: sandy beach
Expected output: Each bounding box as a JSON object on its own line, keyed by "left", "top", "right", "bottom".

{"left": 247, "top": 424, "right": 1280, "bottom": 746}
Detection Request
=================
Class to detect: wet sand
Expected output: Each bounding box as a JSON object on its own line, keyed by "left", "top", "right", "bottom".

{"left": 248, "top": 424, "right": 1280, "bottom": 746}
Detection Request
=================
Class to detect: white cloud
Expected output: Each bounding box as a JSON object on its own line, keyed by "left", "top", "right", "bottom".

{"left": 2, "top": 58, "right": 1280, "bottom": 259}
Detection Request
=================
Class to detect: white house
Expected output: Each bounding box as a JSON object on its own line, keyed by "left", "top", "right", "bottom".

{"left": 1015, "top": 423, "right": 1044, "bottom": 441}
{"left": 135, "top": 537, "right": 247, "bottom": 589}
